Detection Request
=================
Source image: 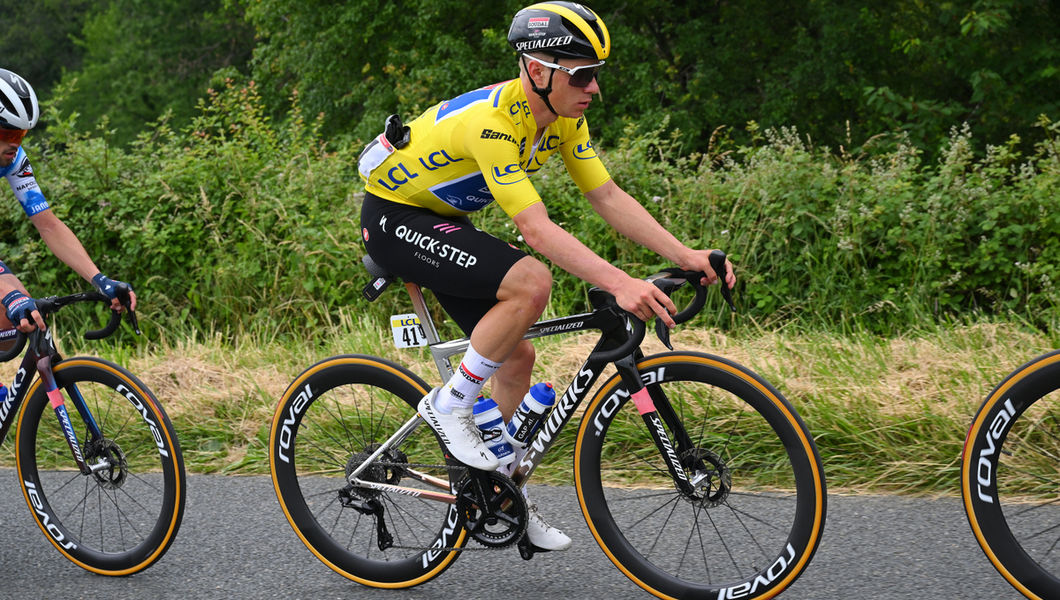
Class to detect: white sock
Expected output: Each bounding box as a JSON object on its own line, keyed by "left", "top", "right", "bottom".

{"left": 435, "top": 343, "right": 501, "bottom": 413}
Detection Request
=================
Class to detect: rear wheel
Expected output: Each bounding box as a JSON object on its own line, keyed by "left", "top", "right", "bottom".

{"left": 16, "top": 357, "right": 185, "bottom": 575}
{"left": 270, "top": 354, "right": 468, "bottom": 588}
{"left": 575, "top": 352, "right": 826, "bottom": 599}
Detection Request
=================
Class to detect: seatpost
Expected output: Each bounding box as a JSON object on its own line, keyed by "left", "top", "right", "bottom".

{"left": 404, "top": 282, "right": 457, "bottom": 379}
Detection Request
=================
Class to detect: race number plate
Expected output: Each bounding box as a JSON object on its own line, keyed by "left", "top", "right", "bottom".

{"left": 391, "top": 313, "right": 427, "bottom": 348}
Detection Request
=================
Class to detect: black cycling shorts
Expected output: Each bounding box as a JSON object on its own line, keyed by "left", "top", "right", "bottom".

{"left": 360, "top": 192, "right": 528, "bottom": 334}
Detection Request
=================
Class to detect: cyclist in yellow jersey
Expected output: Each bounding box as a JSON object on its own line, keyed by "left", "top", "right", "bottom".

{"left": 358, "top": 2, "right": 735, "bottom": 552}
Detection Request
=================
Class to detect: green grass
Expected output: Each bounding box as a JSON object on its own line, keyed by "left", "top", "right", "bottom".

{"left": 1, "top": 317, "right": 1047, "bottom": 495}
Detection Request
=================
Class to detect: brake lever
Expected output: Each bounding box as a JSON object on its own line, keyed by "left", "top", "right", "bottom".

{"left": 125, "top": 305, "right": 141, "bottom": 335}
{"left": 649, "top": 276, "right": 684, "bottom": 352}
{"left": 654, "top": 317, "right": 673, "bottom": 351}
{"left": 709, "top": 250, "right": 736, "bottom": 312}
{"left": 116, "top": 283, "right": 141, "bottom": 335}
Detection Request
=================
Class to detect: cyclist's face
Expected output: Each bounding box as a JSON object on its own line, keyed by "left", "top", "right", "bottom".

{"left": 0, "top": 140, "right": 18, "bottom": 166}
{"left": 549, "top": 58, "right": 601, "bottom": 118}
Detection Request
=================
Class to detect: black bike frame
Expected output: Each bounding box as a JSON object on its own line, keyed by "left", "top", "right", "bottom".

{"left": 0, "top": 327, "right": 103, "bottom": 475}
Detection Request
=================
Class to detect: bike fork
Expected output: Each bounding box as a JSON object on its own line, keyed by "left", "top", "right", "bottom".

{"left": 614, "top": 356, "right": 698, "bottom": 496}
{"left": 36, "top": 355, "right": 106, "bottom": 476}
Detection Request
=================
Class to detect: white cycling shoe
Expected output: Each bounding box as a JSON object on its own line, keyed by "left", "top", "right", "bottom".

{"left": 418, "top": 388, "right": 499, "bottom": 471}
{"left": 525, "top": 502, "right": 572, "bottom": 551}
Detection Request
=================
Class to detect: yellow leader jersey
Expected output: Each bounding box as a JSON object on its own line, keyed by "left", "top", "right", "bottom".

{"left": 360, "top": 78, "right": 611, "bottom": 219}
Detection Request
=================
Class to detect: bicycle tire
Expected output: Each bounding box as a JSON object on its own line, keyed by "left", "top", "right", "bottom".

{"left": 269, "top": 354, "right": 469, "bottom": 588}
{"left": 15, "top": 357, "right": 185, "bottom": 575}
{"left": 575, "top": 351, "right": 826, "bottom": 599}
{"left": 962, "top": 350, "right": 1060, "bottom": 600}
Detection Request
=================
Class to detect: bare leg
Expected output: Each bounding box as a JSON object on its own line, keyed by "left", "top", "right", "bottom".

{"left": 491, "top": 340, "right": 535, "bottom": 421}
{"left": 468, "top": 255, "right": 550, "bottom": 367}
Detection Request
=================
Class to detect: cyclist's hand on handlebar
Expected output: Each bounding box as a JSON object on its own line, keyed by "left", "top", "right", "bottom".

{"left": 2, "top": 290, "right": 45, "bottom": 332}
{"left": 92, "top": 273, "right": 137, "bottom": 312}
{"left": 614, "top": 275, "right": 677, "bottom": 328}
{"left": 683, "top": 249, "right": 736, "bottom": 290}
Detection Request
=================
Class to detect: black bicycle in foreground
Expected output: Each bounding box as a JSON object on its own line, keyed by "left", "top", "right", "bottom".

{"left": 0, "top": 289, "right": 185, "bottom": 575}
{"left": 271, "top": 250, "right": 826, "bottom": 599}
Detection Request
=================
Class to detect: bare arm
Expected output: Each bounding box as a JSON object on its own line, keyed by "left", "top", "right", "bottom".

{"left": 512, "top": 202, "right": 677, "bottom": 325}
{"left": 584, "top": 179, "right": 735, "bottom": 289}
{"left": 29, "top": 209, "right": 136, "bottom": 310}
{"left": 30, "top": 209, "right": 102, "bottom": 281}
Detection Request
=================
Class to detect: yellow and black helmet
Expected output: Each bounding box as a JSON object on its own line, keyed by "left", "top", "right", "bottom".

{"left": 508, "top": 2, "right": 610, "bottom": 61}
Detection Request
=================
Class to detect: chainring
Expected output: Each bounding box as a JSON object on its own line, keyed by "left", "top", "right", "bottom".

{"left": 455, "top": 470, "right": 526, "bottom": 548}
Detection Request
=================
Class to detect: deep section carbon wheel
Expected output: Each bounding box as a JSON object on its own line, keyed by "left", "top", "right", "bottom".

{"left": 575, "top": 352, "right": 826, "bottom": 599}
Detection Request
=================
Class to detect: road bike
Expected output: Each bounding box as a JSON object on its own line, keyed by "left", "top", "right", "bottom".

{"left": 270, "top": 251, "right": 826, "bottom": 599}
{"left": 0, "top": 289, "right": 185, "bottom": 575}
{"left": 962, "top": 350, "right": 1060, "bottom": 599}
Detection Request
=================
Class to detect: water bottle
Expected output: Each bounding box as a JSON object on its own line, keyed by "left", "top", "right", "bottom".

{"left": 472, "top": 396, "right": 515, "bottom": 467}
{"left": 506, "top": 382, "right": 556, "bottom": 448}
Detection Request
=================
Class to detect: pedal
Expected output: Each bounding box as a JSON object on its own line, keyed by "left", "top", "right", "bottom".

{"left": 517, "top": 536, "right": 546, "bottom": 560}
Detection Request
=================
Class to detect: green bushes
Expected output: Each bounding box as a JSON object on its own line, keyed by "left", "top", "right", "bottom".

{"left": 520, "top": 116, "right": 1060, "bottom": 332}
{"left": 4, "top": 76, "right": 1057, "bottom": 340}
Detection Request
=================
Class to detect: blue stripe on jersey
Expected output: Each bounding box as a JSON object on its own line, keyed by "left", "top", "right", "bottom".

{"left": 428, "top": 171, "right": 494, "bottom": 212}
{"left": 435, "top": 88, "right": 494, "bottom": 122}
{"left": 435, "top": 82, "right": 508, "bottom": 123}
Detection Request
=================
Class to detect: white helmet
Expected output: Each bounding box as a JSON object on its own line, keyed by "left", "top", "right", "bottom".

{"left": 0, "top": 69, "right": 39, "bottom": 130}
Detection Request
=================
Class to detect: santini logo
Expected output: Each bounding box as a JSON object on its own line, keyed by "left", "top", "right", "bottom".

{"left": 480, "top": 129, "right": 518, "bottom": 144}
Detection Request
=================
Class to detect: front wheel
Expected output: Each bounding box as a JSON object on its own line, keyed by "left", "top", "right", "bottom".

{"left": 962, "top": 350, "right": 1060, "bottom": 600}
{"left": 15, "top": 357, "right": 186, "bottom": 575}
{"left": 575, "top": 351, "right": 826, "bottom": 599}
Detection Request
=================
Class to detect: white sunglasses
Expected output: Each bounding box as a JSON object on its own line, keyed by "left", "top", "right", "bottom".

{"left": 522, "top": 54, "right": 605, "bottom": 87}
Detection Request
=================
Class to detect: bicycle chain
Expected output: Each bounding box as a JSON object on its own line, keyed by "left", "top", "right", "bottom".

{"left": 351, "top": 460, "right": 524, "bottom": 553}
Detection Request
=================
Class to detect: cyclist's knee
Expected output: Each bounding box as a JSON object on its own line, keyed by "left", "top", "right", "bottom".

{"left": 501, "top": 258, "right": 551, "bottom": 311}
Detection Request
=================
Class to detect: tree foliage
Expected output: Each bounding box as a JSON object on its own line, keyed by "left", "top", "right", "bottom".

{"left": 3, "top": 0, "right": 1056, "bottom": 155}
{"left": 1, "top": 0, "right": 1059, "bottom": 338}
{"left": 5, "top": 0, "right": 255, "bottom": 144}
{"left": 0, "top": 0, "right": 92, "bottom": 90}
{"left": 239, "top": 0, "right": 1059, "bottom": 156}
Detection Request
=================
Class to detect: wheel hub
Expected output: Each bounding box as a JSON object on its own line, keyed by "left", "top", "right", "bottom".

{"left": 682, "top": 447, "right": 731, "bottom": 507}
{"left": 83, "top": 438, "right": 128, "bottom": 489}
{"left": 345, "top": 443, "right": 407, "bottom": 499}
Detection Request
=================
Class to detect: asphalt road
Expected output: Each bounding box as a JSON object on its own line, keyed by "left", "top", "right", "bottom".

{"left": 0, "top": 468, "right": 1030, "bottom": 600}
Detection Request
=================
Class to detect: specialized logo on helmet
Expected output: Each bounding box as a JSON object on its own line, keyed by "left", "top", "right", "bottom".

{"left": 508, "top": 2, "right": 611, "bottom": 60}
{"left": 514, "top": 35, "right": 574, "bottom": 52}
{"left": 0, "top": 69, "right": 40, "bottom": 129}
{"left": 10, "top": 76, "right": 30, "bottom": 97}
